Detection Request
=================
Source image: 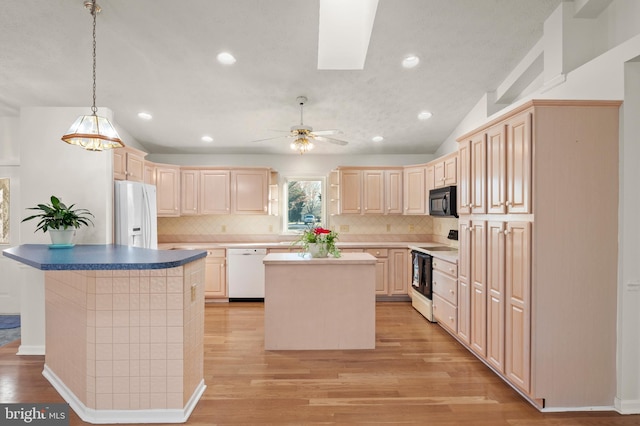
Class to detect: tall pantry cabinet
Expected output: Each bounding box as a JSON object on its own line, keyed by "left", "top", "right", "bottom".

{"left": 456, "top": 100, "right": 621, "bottom": 410}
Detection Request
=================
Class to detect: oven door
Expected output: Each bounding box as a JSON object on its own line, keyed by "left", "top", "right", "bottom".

{"left": 411, "top": 251, "right": 432, "bottom": 298}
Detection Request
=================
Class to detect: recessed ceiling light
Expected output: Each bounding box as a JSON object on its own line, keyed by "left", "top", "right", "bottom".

{"left": 418, "top": 111, "right": 433, "bottom": 120}
{"left": 137, "top": 112, "right": 152, "bottom": 120}
{"left": 372, "top": 136, "right": 384, "bottom": 142}
{"left": 201, "top": 136, "right": 214, "bottom": 143}
{"left": 216, "top": 52, "right": 236, "bottom": 65}
{"left": 402, "top": 55, "right": 420, "bottom": 69}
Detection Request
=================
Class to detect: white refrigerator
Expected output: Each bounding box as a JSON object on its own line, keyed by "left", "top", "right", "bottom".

{"left": 114, "top": 181, "right": 158, "bottom": 249}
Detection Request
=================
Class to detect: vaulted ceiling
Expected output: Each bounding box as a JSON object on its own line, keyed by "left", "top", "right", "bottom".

{"left": 0, "top": 0, "right": 561, "bottom": 155}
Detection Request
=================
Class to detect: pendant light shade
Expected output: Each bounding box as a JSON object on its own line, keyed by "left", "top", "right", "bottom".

{"left": 62, "top": 114, "right": 123, "bottom": 151}
{"left": 62, "top": 0, "right": 124, "bottom": 151}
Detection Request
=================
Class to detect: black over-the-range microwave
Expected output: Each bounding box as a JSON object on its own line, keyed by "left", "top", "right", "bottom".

{"left": 428, "top": 185, "right": 457, "bottom": 218}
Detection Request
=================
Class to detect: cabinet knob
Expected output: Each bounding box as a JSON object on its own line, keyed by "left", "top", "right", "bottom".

{"left": 449, "top": 289, "right": 455, "bottom": 295}
{"left": 449, "top": 268, "right": 455, "bottom": 273}
{"left": 376, "top": 251, "right": 380, "bottom": 255}
{"left": 504, "top": 229, "right": 510, "bottom": 235}
{"left": 469, "top": 203, "right": 474, "bottom": 208}
{"left": 506, "top": 201, "right": 512, "bottom": 207}
{"left": 433, "top": 281, "right": 437, "bottom": 286}
{"left": 449, "top": 316, "right": 454, "bottom": 322}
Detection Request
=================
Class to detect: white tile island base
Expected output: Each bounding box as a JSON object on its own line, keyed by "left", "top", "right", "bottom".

{"left": 263, "top": 252, "right": 377, "bottom": 350}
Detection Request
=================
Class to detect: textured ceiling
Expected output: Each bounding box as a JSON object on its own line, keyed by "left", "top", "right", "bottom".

{"left": 0, "top": 0, "right": 561, "bottom": 155}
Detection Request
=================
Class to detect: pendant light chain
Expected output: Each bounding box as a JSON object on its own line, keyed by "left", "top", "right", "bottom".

{"left": 91, "top": 1, "right": 98, "bottom": 115}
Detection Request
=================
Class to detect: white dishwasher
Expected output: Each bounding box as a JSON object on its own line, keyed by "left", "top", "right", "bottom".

{"left": 227, "top": 248, "right": 267, "bottom": 301}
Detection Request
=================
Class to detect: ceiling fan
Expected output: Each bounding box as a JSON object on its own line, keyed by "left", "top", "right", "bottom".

{"left": 253, "top": 96, "right": 349, "bottom": 154}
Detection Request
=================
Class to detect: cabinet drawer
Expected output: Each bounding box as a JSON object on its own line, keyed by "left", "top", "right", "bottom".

{"left": 432, "top": 257, "right": 457, "bottom": 277}
{"left": 432, "top": 270, "right": 457, "bottom": 306}
{"left": 365, "top": 248, "right": 388, "bottom": 258}
{"left": 433, "top": 293, "right": 457, "bottom": 333}
{"left": 206, "top": 248, "right": 226, "bottom": 258}
{"left": 341, "top": 248, "right": 364, "bottom": 253}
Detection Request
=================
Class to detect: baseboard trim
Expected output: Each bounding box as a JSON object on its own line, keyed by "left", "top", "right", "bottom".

{"left": 43, "top": 365, "right": 207, "bottom": 424}
{"left": 615, "top": 397, "right": 640, "bottom": 414}
{"left": 17, "top": 344, "right": 45, "bottom": 356}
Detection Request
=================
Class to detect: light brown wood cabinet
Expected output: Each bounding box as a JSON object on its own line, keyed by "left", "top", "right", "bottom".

{"left": 363, "top": 247, "right": 408, "bottom": 297}
{"left": 459, "top": 133, "right": 487, "bottom": 215}
{"left": 231, "top": 169, "right": 269, "bottom": 214}
{"left": 403, "top": 165, "right": 426, "bottom": 215}
{"left": 432, "top": 256, "right": 459, "bottom": 334}
{"left": 455, "top": 100, "right": 621, "bottom": 409}
{"left": 365, "top": 248, "right": 388, "bottom": 295}
{"left": 113, "top": 146, "right": 146, "bottom": 182}
{"left": 433, "top": 152, "right": 457, "bottom": 188}
{"left": 143, "top": 162, "right": 156, "bottom": 185}
{"left": 179, "top": 168, "right": 270, "bottom": 216}
{"left": 200, "top": 170, "right": 230, "bottom": 215}
{"left": 180, "top": 169, "right": 199, "bottom": 215}
{"left": 155, "top": 164, "right": 180, "bottom": 217}
{"left": 204, "top": 249, "right": 227, "bottom": 299}
{"left": 337, "top": 168, "right": 403, "bottom": 215}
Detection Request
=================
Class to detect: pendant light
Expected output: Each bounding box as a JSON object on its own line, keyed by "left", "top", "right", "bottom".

{"left": 61, "top": 0, "right": 124, "bottom": 151}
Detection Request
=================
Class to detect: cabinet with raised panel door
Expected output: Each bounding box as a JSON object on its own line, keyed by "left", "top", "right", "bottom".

{"left": 200, "top": 170, "right": 230, "bottom": 215}
{"left": 458, "top": 133, "right": 487, "bottom": 215}
{"left": 204, "top": 249, "right": 227, "bottom": 299}
{"left": 403, "top": 165, "right": 426, "bottom": 214}
{"left": 486, "top": 112, "right": 531, "bottom": 214}
{"left": 180, "top": 169, "right": 199, "bottom": 216}
{"left": 364, "top": 248, "right": 388, "bottom": 295}
{"left": 432, "top": 256, "right": 458, "bottom": 333}
{"left": 156, "top": 164, "right": 180, "bottom": 217}
{"left": 388, "top": 249, "right": 409, "bottom": 295}
{"left": 144, "top": 162, "right": 156, "bottom": 186}
{"left": 433, "top": 152, "right": 457, "bottom": 188}
{"left": 114, "top": 146, "right": 146, "bottom": 182}
{"left": 231, "top": 169, "right": 269, "bottom": 214}
{"left": 454, "top": 101, "right": 620, "bottom": 409}
{"left": 337, "top": 168, "right": 403, "bottom": 215}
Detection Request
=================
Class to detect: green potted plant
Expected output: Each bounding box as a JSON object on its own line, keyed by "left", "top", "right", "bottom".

{"left": 22, "top": 195, "right": 94, "bottom": 246}
{"left": 293, "top": 225, "right": 341, "bottom": 258}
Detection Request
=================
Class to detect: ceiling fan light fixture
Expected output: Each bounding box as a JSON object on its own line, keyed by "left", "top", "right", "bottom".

{"left": 402, "top": 55, "right": 420, "bottom": 69}
{"left": 62, "top": 0, "right": 124, "bottom": 151}
{"left": 291, "top": 137, "right": 314, "bottom": 154}
{"left": 217, "top": 52, "right": 236, "bottom": 65}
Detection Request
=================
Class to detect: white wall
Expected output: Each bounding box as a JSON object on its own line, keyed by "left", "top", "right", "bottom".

{"left": 19, "top": 107, "right": 115, "bottom": 244}
{"left": 148, "top": 153, "right": 434, "bottom": 179}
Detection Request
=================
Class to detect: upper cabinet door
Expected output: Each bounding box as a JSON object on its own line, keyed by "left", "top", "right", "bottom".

{"left": 362, "top": 170, "right": 385, "bottom": 214}
{"left": 156, "top": 165, "right": 180, "bottom": 217}
{"left": 457, "top": 140, "right": 471, "bottom": 215}
{"left": 471, "top": 133, "right": 487, "bottom": 214}
{"left": 340, "top": 169, "right": 362, "bottom": 214}
{"left": 200, "top": 170, "right": 230, "bottom": 215}
{"left": 506, "top": 112, "right": 532, "bottom": 214}
{"left": 231, "top": 169, "right": 269, "bottom": 214}
{"left": 487, "top": 124, "right": 507, "bottom": 214}
{"left": 385, "top": 170, "right": 403, "bottom": 214}
{"left": 403, "top": 166, "right": 426, "bottom": 214}
{"left": 180, "top": 170, "right": 199, "bottom": 215}
{"left": 444, "top": 154, "right": 457, "bottom": 186}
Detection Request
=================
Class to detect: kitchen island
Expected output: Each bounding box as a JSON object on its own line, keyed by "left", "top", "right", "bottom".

{"left": 2, "top": 244, "right": 207, "bottom": 424}
{"left": 263, "top": 252, "right": 377, "bottom": 350}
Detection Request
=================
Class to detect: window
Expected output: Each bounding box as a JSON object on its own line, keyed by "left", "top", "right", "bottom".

{"left": 284, "top": 177, "right": 325, "bottom": 233}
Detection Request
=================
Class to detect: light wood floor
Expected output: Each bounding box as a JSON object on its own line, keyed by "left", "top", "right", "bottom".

{"left": 1, "top": 302, "right": 638, "bottom": 425}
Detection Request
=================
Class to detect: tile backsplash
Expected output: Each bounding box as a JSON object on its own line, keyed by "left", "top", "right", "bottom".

{"left": 158, "top": 214, "right": 459, "bottom": 244}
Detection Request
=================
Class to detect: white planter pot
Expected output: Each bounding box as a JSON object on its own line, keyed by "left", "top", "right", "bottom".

{"left": 48, "top": 229, "right": 76, "bottom": 245}
{"left": 307, "top": 243, "right": 329, "bottom": 258}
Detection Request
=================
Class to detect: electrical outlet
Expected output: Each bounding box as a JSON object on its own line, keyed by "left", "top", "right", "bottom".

{"left": 190, "top": 285, "right": 196, "bottom": 302}
{"left": 386, "top": 224, "right": 391, "bottom": 232}
{"left": 269, "top": 225, "right": 273, "bottom": 232}
{"left": 221, "top": 225, "right": 227, "bottom": 232}
{"left": 408, "top": 224, "right": 415, "bottom": 233}
{"left": 340, "top": 225, "right": 349, "bottom": 232}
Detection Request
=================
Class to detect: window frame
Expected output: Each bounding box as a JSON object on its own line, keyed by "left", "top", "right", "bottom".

{"left": 281, "top": 175, "right": 326, "bottom": 235}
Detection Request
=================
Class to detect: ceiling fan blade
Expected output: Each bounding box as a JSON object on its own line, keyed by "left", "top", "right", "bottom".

{"left": 250, "top": 136, "right": 288, "bottom": 143}
{"left": 316, "top": 136, "right": 349, "bottom": 146}
{"left": 311, "top": 129, "right": 342, "bottom": 136}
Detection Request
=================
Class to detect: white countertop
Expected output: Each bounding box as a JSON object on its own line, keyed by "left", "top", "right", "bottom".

{"left": 263, "top": 252, "right": 377, "bottom": 265}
